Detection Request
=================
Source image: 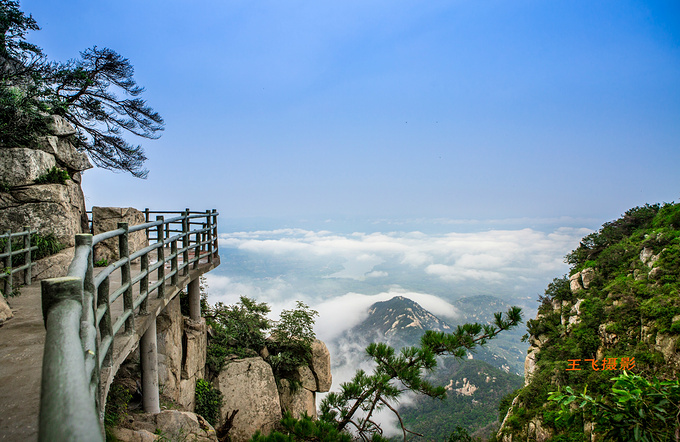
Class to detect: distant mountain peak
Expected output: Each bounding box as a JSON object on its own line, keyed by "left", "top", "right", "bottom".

{"left": 361, "top": 296, "right": 451, "bottom": 339}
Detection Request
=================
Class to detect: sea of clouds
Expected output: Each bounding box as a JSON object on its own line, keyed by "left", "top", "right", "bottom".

{"left": 205, "top": 224, "right": 592, "bottom": 342}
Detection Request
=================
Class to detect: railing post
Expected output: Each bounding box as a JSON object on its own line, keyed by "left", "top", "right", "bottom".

{"left": 212, "top": 209, "right": 218, "bottom": 259}
{"left": 140, "top": 252, "right": 149, "bottom": 315}
{"left": 188, "top": 278, "right": 201, "bottom": 321}
{"left": 182, "top": 210, "right": 189, "bottom": 276}
{"left": 144, "top": 208, "right": 150, "bottom": 242}
{"left": 156, "top": 216, "right": 165, "bottom": 298}
{"left": 206, "top": 211, "right": 213, "bottom": 264}
{"left": 171, "top": 238, "right": 178, "bottom": 286}
{"left": 118, "top": 222, "right": 134, "bottom": 333}
{"left": 3, "top": 230, "right": 11, "bottom": 296}
{"left": 193, "top": 229, "right": 200, "bottom": 270}
{"left": 24, "top": 226, "right": 31, "bottom": 285}
{"left": 97, "top": 275, "right": 113, "bottom": 367}
{"left": 140, "top": 318, "right": 160, "bottom": 414}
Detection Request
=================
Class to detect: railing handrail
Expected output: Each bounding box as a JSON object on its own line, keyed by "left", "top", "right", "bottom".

{"left": 39, "top": 209, "right": 219, "bottom": 441}
{"left": 0, "top": 226, "right": 37, "bottom": 295}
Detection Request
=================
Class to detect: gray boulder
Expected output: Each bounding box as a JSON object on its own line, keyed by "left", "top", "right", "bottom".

{"left": 0, "top": 181, "right": 87, "bottom": 247}
{"left": 310, "top": 339, "right": 332, "bottom": 392}
{"left": 37, "top": 136, "right": 92, "bottom": 172}
{"left": 0, "top": 293, "right": 13, "bottom": 324}
{"left": 214, "top": 357, "right": 282, "bottom": 441}
{"left": 0, "top": 147, "right": 56, "bottom": 187}
{"left": 278, "top": 378, "right": 317, "bottom": 419}
{"left": 92, "top": 206, "right": 147, "bottom": 263}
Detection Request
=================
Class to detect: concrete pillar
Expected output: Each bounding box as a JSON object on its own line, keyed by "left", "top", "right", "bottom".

{"left": 188, "top": 278, "right": 201, "bottom": 321}
{"left": 140, "top": 319, "right": 160, "bottom": 414}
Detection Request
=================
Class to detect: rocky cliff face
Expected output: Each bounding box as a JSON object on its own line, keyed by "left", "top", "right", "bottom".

{"left": 497, "top": 203, "right": 680, "bottom": 441}
{"left": 0, "top": 115, "right": 91, "bottom": 247}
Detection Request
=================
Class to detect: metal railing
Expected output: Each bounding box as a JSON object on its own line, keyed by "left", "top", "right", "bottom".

{"left": 39, "top": 209, "right": 218, "bottom": 441}
{"left": 0, "top": 227, "right": 37, "bottom": 296}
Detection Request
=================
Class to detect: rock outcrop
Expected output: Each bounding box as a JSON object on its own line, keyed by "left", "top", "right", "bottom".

{"left": 92, "top": 206, "right": 147, "bottom": 263}
{"left": 211, "top": 339, "right": 332, "bottom": 438}
{"left": 112, "top": 410, "right": 217, "bottom": 442}
{"left": 0, "top": 292, "right": 13, "bottom": 324}
{"left": 0, "top": 115, "right": 91, "bottom": 248}
{"left": 214, "top": 357, "right": 282, "bottom": 441}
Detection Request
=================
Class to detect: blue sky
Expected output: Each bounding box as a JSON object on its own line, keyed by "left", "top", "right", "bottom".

{"left": 21, "top": 0, "right": 680, "bottom": 226}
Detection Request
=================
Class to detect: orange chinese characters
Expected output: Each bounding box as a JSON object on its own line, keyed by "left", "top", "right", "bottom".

{"left": 566, "top": 359, "right": 581, "bottom": 371}
{"left": 584, "top": 359, "right": 600, "bottom": 371}
{"left": 620, "top": 356, "right": 636, "bottom": 370}
{"left": 602, "top": 357, "right": 618, "bottom": 370}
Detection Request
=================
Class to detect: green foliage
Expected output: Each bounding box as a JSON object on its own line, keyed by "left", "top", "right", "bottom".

{"left": 94, "top": 258, "right": 108, "bottom": 267}
{"left": 549, "top": 372, "right": 680, "bottom": 441}
{"left": 205, "top": 296, "right": 271, "bottom": 372}
{"left": 34, "top": 166, "right": 70, "bottom": 184}
{"left": 0, "top": 231, "right": 64, "bottom": 267}
{"left": 400, "top": 358, "right": 523, "bottom": 440}
{"left": 267, "top": 301, "right": 318, "bottom": 384}
{"left": 566, "top": 204, "right": 661, "bottom": 268}
{"left": 498, "top": 389, "right": 519, "bottom": 422}
{"left": 194, "top": 378, "right": 223, "bottom": 428}
{"left": 447, "top": 425, "right": 481, "bottom": 442}
{"left": 205, "top": 296, "right": 318, "bottom": 392}
{"left": 250, "top": 412, "right": 356, "bottom": 442}
{"left": 104, "top": 384, "right": 132, "bottom": 427}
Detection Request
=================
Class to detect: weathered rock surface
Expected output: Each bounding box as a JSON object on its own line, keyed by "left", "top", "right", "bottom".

{"left": 214, "top": 357, "right": 282, "bottom": 441}
{"left": 112, "top": 410, "right": 217, "bottom": 442}
{"left": 155, "top": 410, "right": 218, "bottom": 441}
{"left": 0, "top": 147, "right": 56, "bottom": 186}
{"left": 157, "top": 297, "right": 183, "bottom": 402}
{"left": 47, "top": 115, "right": 77, "bottom": 137}
{"left": 179, "top": 317, "right": 207, "bottom": 410}
{"left": 310, "top": 339, "right": 332, "bottom": 392}
{"left": 36, "top": 136, "right": 92, "bottom": 172}
{"left": 30, "top": 247, "right": 75, "bottom": 280}
{"left": 92, "top": 206, "right": 147, "bottom": 263}
{"left": 0, "top": 181, "right": 87, "bottom": 247}
{"left": 278, "top": 378, "right": 317, "bottom": 419}
{"left": 580, "top": 268, "right": 595, "bottom": 289}
{"left": 0, "top": 293, "right": 13, "bottom": 324}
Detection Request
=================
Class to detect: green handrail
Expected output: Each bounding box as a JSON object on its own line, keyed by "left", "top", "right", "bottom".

{"left": 0, "top": 227, "right": 37, "bottom": 296}
{"left": 39, "top": 209, "right": 219, "bottom": 441}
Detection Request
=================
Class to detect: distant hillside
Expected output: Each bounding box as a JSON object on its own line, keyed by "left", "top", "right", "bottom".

{"left": 498, "top": 203, "right": 680, "bottom": 441}
{"left": 453, "top": 296, "right": 528, "bottom": 375}
{"left": 400, "top": 358, "right": 523, "bottom": 441}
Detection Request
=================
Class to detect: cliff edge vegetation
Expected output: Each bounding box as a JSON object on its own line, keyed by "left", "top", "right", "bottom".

{"left": 498, "top": 202, "right": 680, "bottom": 441}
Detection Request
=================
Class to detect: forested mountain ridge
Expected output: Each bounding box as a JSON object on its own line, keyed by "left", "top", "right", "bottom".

{"left": 497, "top": 203, "right": 680, "bottom": 441}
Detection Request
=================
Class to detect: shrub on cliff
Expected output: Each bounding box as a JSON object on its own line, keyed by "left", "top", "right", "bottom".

{"left": 204, "top": 296, "right": 319, "bottom": 388}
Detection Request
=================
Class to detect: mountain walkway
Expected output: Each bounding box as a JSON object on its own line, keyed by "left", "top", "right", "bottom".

{"left": 0, "top": 210, "right": 220, "bottom": 441}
